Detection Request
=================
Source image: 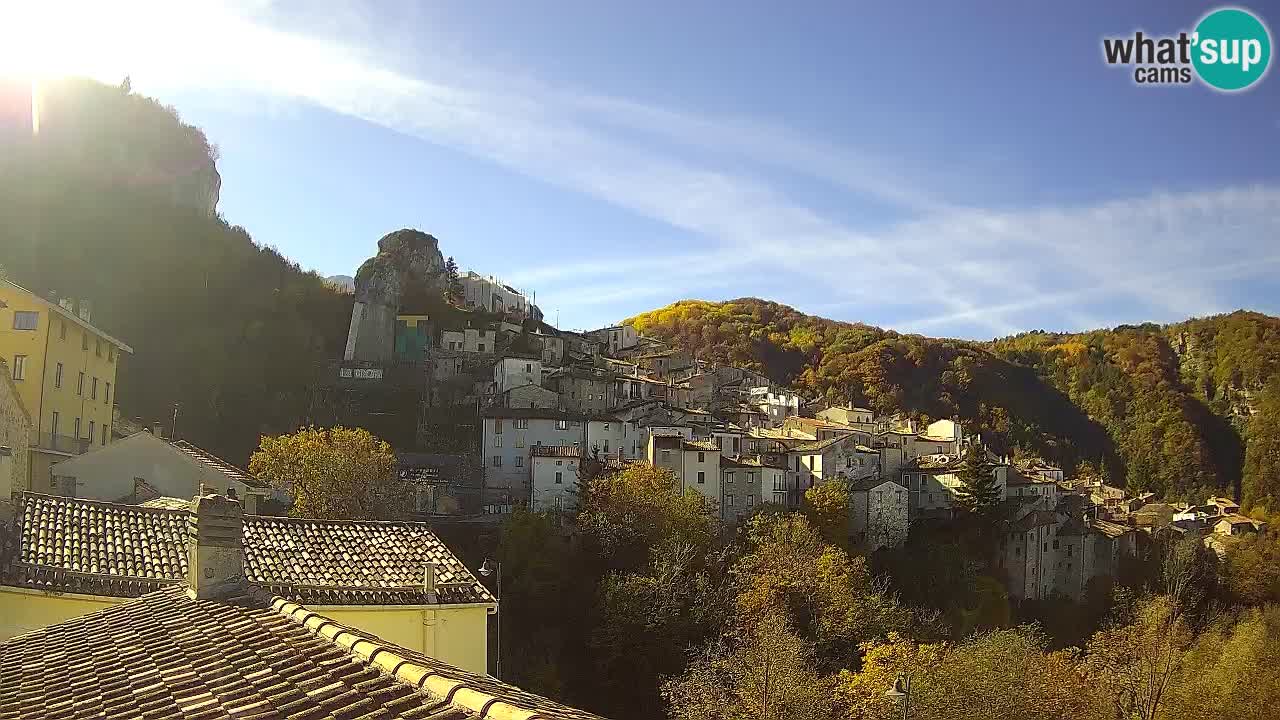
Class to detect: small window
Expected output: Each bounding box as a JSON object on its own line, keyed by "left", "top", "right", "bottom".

{"left": 747, "top": 495, "right": 754, "bottom": 507}
{"left": 514, "top": 418, "right": 529, "bottom": 429}
{"left": 102, "top": 428, "right": 108, "bottom": 446}
{"left": 493, "top": 456, "right": 503, "bottom": 467}
{"left": 1067, "top": 545, "right": 1073, "bottom": 557}
{"left": 1052, "top": 539, "right": 1060, "bottom": 550}
{"left": 51, "top": 411, "right": 59, "bottom": 437}
{"left": 59, "top": 320, "right": 66, "bottom": 340}
{"left": 698, "top": 451, "right": 705, "bottom": 462}
{"left": 77, "top": 372, "right": 84, "bottom": 395}
{"left": 82, "top": 332, "right": 88, "bottom": 351}
{"left": 494, "top": 435, "right": 503, "bottom": 448}
{"left": 12, "top": 311, "right": 38, "bottom": 330}
{"left": 525, "top": 363, "right": 532, "bottom": 373}
{"left": 726, "top": 494, "right": 734, "bottom": 507}
{"left": 11, "top": 355, "right": 27, "bottom": 381}
{"left": 555, "top": 471, "right": 563, "bottom": 484}
{"left": 108, "top": 346, "right": 115, "bottom": 362}
{"left": 227, "top": 487, "right": 237, "bottom": 499}
{"left": 95, "top": 339, "right": 102, "bottom": 357}
{"left": 515, "top": 456, "right": 523, "bottom": 468}
{"left": 478, "top": 344, "right": 486, "bottom": 352}
{"left": 697, "top": 471, "right": 705, "bottom": 484}
{"left": 557, "top": 420, "right": 568, "bottom": 430}
{"left": 91, "top": 377, "right": 98, "bottom": 400}
{"left": 495, "top": 418, "right": 503, "bottom": 433}
{"left": 1043, "top": 543, "right": 1049, "bottom": 552}
{"left": 725, "top": 472, "right": 734, "bottom": 484}
{"left": 74, "top": 417, "right": 81, "bottom": 439}
{"left": 105, "top": 382, "right": 110, "bottom": 405}
{"left": 54, "top": 362, "right": 63, "bottom": 388}
{"left": 88, "top": 421, "right": 95, "bottom": 443}
{"left": 1016, "top": 547, "right": 1022, "bottom": 557}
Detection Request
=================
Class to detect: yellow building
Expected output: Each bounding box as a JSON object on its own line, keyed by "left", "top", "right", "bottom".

{"left": 0, "top": 359, "right": 32, "bottom": 513}
{"left": 0, "top": 492, "right": 496, "bottom": 674}
{"left": 0, "top": 279, "right": 133, "bottom": 491}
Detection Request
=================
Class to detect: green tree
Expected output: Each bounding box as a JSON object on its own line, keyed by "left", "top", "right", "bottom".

{"left": 953, "top": 443, "right": 1000, "bottom": 515}
{"left": 248, "top": 426, "right": 405, "bottom": 519}
{"left": 577, "top": 463, "right": 717, "bottom": 570}
{"left": 1163, "top": 606, "right": 1280, "bottom": 720}
{"left": 803, "top": 479, "right": 850, "bottom": 549}
{"left": 1243, "top": 377, "right": 1280, "bottom": 510}
{"left": 1084, "top": 595, "right": 1192, "bottom": 720}
{"left": 1221, "top": 531, "right": 1280, "bottom": 606}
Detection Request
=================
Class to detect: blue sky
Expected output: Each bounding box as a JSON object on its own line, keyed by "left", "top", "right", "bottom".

{"left": 13, "top": 1, "right": 1280, "bottom": 337}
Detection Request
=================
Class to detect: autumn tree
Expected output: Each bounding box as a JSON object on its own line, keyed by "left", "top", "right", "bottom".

{"left": 1221, "top": 531, "right": 1280, "bottom": 606}
{"left": 732, "top": 513, "right": 910, "bottom": 668}
{"left": 1162, "top": 606, "right": 1280, "bottom": 720}
{"left": 249, "top": 426, "right": 405, "bottom": 520}
{"left": 1084, "top": 595, "right": 1193, "bottom": 720}
{"left": 663, "top": 609, "right": 835, "bottom": 720}
{"left": 577, "top": 463, "right": 717, "bottom": 571}
{"left": 953, "top": 442, "right": 1000, "bottom": 515}
{"left": 804, "top": 479, "right": 850, "bottom": 549}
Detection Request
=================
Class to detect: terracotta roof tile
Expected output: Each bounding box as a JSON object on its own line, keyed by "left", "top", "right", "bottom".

{"left": 5, "top": 493, "right": 494, "bottom": 605}
{"left": 0, "top": 585, "right": 606, "bottom": 719}
{"left": 169, "top": 439, "right": 270, "bottom": 489}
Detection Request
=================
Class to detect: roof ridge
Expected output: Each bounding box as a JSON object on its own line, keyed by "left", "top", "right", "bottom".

{"left": 17, "top": 491, "right": 187, "bottom": 517}
{"left": 270, "top": 596, "right": 583, "bottom": 720}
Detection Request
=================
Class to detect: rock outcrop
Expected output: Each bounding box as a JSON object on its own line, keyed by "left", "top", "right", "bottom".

{"left": 343, "top": 230, "right": 447, "bottom": 363}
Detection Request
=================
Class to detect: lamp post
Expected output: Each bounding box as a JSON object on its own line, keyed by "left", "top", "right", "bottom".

{"left": 479, "top": 558, "right": 501, "bottom": 679}
{"left": 885, "top": 674, "right": 912, "bottom": 720}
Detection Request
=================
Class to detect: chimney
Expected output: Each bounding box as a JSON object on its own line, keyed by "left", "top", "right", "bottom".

{"left": 423, "top": 561, "right": 437, "bottom": 599}
{"left": 186, "top": 486, "right": 245, "bottom": 599}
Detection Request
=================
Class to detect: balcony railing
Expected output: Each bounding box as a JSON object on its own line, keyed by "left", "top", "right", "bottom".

{"left": 31, "top": 431, "right": 90, "bottom": 455}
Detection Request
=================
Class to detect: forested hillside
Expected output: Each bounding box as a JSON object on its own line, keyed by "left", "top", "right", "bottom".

{"left": 0, "top": 78, "right": 352, "bottom": 464}
{"left": 628, "top": 299, "right": 1280, "bottom": 506}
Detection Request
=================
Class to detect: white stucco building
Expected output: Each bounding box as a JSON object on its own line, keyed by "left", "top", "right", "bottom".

{"left": 49, "top": 432, "right": 271, "bottom": 512}
{"left": 460, "top": 272, "right": 536, "bottom": 318}
{"left": 529, "top": 445, "right": 580, "bottom": 513}
{"left": 493, "top": 355, "right": 542, "bottom": 393}
{"left": 441, "top": 328, "right": 496, "bottom": 353}
{"left": 648, "top": 434, "right": 721, "bottom": 509}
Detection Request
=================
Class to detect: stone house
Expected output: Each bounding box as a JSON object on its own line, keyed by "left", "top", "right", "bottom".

{"left": 849, "top": 477, "right": 910, "bottom": 552}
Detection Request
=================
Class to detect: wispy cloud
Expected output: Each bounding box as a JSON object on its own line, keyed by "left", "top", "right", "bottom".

{"left": 22, "top": 1, "right": 1279, "bottom": 336}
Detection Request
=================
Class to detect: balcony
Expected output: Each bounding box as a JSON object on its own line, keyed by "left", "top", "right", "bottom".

{"left": 31, "top": 431, "right": 90, "bottom": 455}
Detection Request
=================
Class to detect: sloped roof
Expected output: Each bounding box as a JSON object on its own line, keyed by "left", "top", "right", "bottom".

{"left": 0, "top": 584, "right": 605, "bottom": 720}
{"left": 5, "top": 493, "right": 494, "bottom": 605}
{"left": 682, "top": 440, "right": 720, "bottom": 452}
{"left": 169, "top": 439, "right": 270, "bottom": 489}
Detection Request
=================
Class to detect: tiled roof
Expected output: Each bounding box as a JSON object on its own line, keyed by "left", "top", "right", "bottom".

{"left": 791, "top": 434, "right": 852, "bottom": 453}
{"left": 0, "top": 584, "right": 605, "bottom": 720}
{"left": 169, "top": 439, "right": 270, "bottom": 489}
{"left": 681, "top": 440, "right": 720, "bottom": 452}
{"left": 5, "top": 493, "right": 495, "bottom": 604}
{"left": 139, "top": 496, "right": 194, "bottom": 511}
{"left": 530, "top": 445, "right": 582, "bottom": 458}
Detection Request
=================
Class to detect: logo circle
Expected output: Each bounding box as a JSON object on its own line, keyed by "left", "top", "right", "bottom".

{"left": 1192, "top": 8, "right": 1272, "bottom": 91}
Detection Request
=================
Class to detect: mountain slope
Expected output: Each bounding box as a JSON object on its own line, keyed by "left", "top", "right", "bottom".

{"left": 628, "top": 299, "right": 1280, "bottom": 504}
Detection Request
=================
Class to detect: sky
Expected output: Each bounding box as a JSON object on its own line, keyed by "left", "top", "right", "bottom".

{"left": 4, "top": 1, "right": 1279, "bottom": 338}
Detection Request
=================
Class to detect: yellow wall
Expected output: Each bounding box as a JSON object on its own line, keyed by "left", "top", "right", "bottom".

{"left": 0, "top": 586, "right": 492, "bottom": 674}
{"left": 0, "top": 282, "right": 129, "bottom": 489}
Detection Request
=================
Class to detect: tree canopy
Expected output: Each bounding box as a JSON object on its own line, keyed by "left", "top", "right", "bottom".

{"left": 248, "top": 426, "right": 405, "bottom": 519}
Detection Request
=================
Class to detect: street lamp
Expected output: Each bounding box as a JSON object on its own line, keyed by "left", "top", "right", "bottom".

{"left": 885, "top": 674, "right": 912, "bottom": 720}
{"left": 479, "top": 558, "right": 501, "bottom": 680}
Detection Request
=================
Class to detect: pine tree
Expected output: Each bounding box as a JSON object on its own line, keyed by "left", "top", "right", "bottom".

{"left": 953, "top": 442, "right": 1000, "bottom": 514}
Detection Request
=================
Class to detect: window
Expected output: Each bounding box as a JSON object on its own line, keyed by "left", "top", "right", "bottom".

{"left": 697, "top": 451, "right": 705, "bottom": 462}
{"left": 91, "top": 377, "right": 98, "bottom": 400}
{"left": 12, "top": 311, "right": 38, "bottom": 330}
{"left": 1015, "top": 547, "right": 1022, "bottom": 557}
{"left": 105, "top": 382, "right": 110, "bottom": 405}
{"left": 88, "top": 421, "right": 95, "bottom": 443}
{"left": 493, "top": 456, "right": 503, "bottom": 467}
{"left": 557, "top": 420, "right": 568, "bottom": 430}
{"left": 515, "top": 435, "right": 525, "bottom": 448}
{"left": 59, "top": 320, "right": 66, "bottom": 340}
{"left": 1043, "top": 543, "right": 1049, "bottom": 552}
{"left": 51, "top": 411, "right": 59, "bottom": 437}
{"left": 555, "top": 471, "right": 563, "bottom": 484}
{"left": 747, "top": 495, "right": 754, "bottom": 507}
{"left": 525, "top": 363, "right": 532, "bottom": 373}
{"left": 82, "top": 331, "right": 88, "bottom": 351}
{"left": 77, "top": 372, "right": 84, "bottom": 395}
{"left": 494, "top": 418, "right": 503, "bottom": 433}
{"left": 602, "top": 440, "right": 609, "bottom": 452}
{"left": 108, "top": 346, "right": 115, "bottom": 362}
{"left": 478, "top": 344, "right": 486, "bottom": 352}
{"left": 725, "top": 472, "right": 734, "bottom": 484}
{"left": 1052, "top": 539, "right": 1060, "bottom": 550}
{"left": 555, "top": 459, "right": 563, "bottom": 466}
{"left": 494, "top": 435, "right": 503, "bottom": 448}
{"left": 102, "top": 428, "right": 108, "bottom": 446}
{"left": 514, "top": 418, "right": 529, "bottom": 429}
{"left": 514, "top": 456, "right": 523, "bottom": 468}
{"left": 697, "top": 471, "right": 705, "bottom": 484}
{"left": 1067, "top": 545, "right": 1073, "bottom": 557}
{"left": 11, "top": 355, "right": 26, "bottom": 381}
{"left": 95, "top": 339, "right": 102, "bottom": 357}
{"left": 54, "top": 362, "right": 63, "bottom": 388}
{"left": 74, "top": 417, "right": 81, "bottom": 439}
{"left": 726, "top": 494, "right": 734, "bottom": 507}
